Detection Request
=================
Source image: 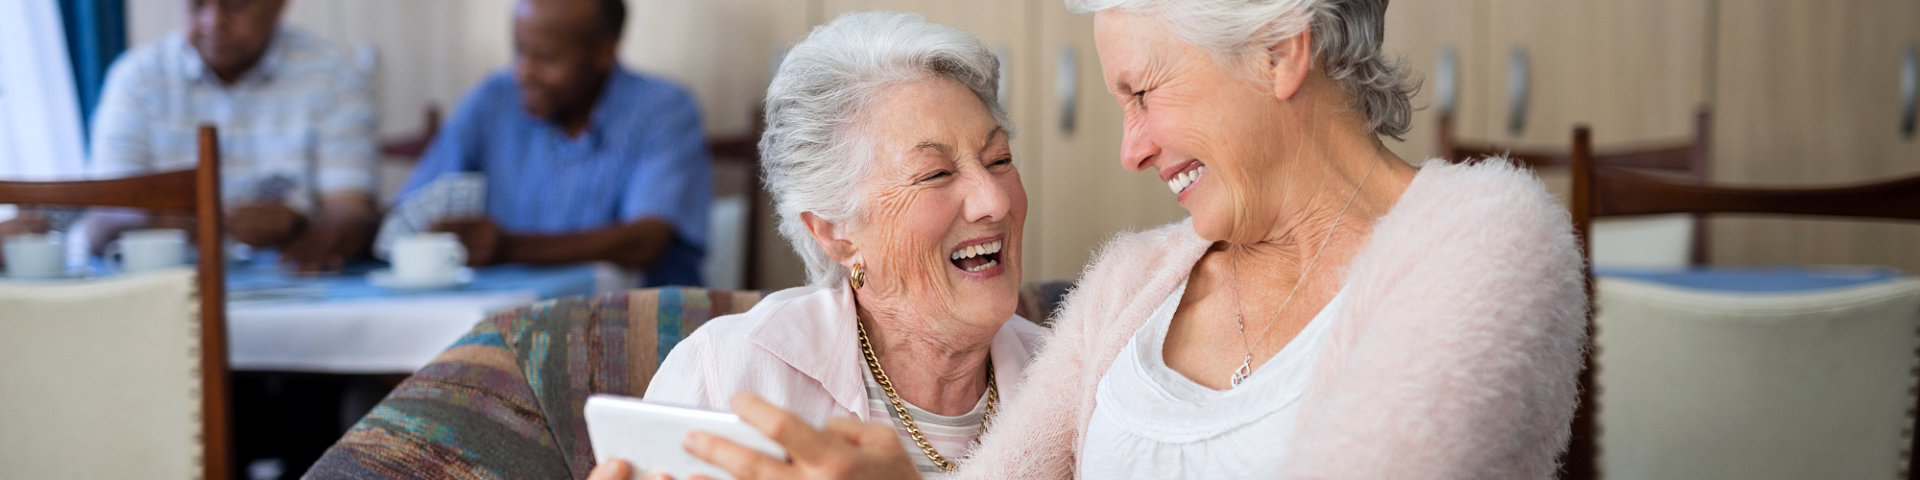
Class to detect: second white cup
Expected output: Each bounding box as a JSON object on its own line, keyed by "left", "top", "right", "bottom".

{"left": 4, "top": 233, "right": 67, "bottom": 279}
{"left": 391, "top": 233, "right": 467, "bottom": 284}
{"left": 111, "top": 228, "right": 189, "bottom": 273}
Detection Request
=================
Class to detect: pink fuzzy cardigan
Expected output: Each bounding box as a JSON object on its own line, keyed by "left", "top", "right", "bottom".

{"left": 946, "top": 160, "right": 1589, "bottom": 479}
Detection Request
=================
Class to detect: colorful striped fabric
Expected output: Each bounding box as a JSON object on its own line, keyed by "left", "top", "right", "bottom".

{"left": 305, "top": 283, "right": 1067, "bottom": 479}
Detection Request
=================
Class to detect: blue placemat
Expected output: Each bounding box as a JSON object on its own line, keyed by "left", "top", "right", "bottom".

{"left": 1596, "top": 265, "right": 1909, "bottom": 293}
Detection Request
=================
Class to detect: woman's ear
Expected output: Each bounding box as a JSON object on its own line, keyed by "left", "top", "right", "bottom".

{"left": 1265, "top": 30, "right": 1314, "bottom": 102}
{"left": 800, "top": 211, "right": 858, "bottom": 266}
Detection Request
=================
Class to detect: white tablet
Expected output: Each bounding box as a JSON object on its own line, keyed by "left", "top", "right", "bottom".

{"left": 584, "top": 394, "right": 788, "bottom": 480}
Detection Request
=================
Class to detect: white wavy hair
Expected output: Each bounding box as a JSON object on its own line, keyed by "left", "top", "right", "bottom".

{"left": 760, "top": 11, "right": 1010, "bottom": 288}
{"left": 1069, "top": 0, "right": 1417, "bottom": 139}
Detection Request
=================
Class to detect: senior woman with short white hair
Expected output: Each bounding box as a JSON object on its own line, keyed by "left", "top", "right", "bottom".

{"left": 664, "top": 0, "right": 1588, "bottom": 478}
{"left": 587, "top": 11, "right": 1045, "bottom": 480}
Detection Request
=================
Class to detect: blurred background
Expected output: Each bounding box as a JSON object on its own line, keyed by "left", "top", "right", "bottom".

{"left": 4, "top": 1, "right": 1919, "bottom": 479}
{"left": 6, "top": 0, "right": 1915, "bottom": 287}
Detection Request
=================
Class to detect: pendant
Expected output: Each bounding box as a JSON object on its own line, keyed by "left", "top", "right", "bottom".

{"left": 1229, "top": 356, "right": 1252, "bottom": 388}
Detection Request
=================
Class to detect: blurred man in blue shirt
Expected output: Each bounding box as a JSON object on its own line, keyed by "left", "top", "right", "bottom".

{"left": 397, "top": 0, "right": 712, "bottom": 286}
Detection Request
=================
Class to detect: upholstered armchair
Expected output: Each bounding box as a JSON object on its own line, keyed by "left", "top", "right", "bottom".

{"left": 306, "top": 284, "right": 1068, "bottom": 479}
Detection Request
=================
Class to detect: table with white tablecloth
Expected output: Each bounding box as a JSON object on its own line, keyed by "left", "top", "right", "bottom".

{"left": 225, "top": 259, "right": 631, "bottom": 374}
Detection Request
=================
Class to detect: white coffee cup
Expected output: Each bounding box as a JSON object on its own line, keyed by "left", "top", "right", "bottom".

{"left": 391, "top": 233, "right": 467, "bottom": 283}
{"left": 3, "top": 233, "right": 67, "bottom": 279}
{"left": 110, "top": 228, "right": 189, "bottom": 273}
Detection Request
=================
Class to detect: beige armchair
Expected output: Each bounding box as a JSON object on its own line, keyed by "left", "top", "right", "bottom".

{"left": 0, "top": 268, "right": 208, "bottom": 478}
{"left": 0, "top": 124, "right": 230, "bottom": 479}
{"left": 1596, "top": 275, "right": 1920, "bottom": 479}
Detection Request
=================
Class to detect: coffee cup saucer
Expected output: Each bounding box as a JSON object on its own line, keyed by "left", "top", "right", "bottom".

{"left": 368, "top": 267, "right": 475, "bottom": 290}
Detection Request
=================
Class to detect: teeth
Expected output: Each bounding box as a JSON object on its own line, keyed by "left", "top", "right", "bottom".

{"left": 1166, "top": 166, "right": 1205, "bottom": 195}
{"left": 964, "top": 259, "right": 999, "bottom": 272}
{"left": 948, "top": 240, "right": 1005, "bottom": 261}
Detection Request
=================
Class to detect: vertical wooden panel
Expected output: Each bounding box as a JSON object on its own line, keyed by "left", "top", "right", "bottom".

{"left": 621, "top": 0, "right": 814, "bottom": 136}
{"left": 1710, "top": 0, "right": 1920, "bottom": 271}
{"left": 1381, "top": 0, "right": 1490, "bottom": 163}
{"left": 1029, "top": 5, "right": 1187, "bottom": 281}
{"left": 1483, "top": 0, "right": 1711, "bottom": 148}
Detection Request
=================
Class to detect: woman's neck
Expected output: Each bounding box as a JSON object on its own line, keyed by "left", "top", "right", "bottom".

{"left": 1221, "top": 136, "right": 1416, "bottom": 288}
{"left": 1253, "top": 127, "right": 1416, "bottom": 242}
{"left": 855, "top": 300, "right": 997, "bottom": 416}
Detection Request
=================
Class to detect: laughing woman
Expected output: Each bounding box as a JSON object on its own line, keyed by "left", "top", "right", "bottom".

{"left": 653, "top": 0, "right": 1589, "bottom": 478}
{"left": 588, "top": 11, "right": 1045, "bottom": 479}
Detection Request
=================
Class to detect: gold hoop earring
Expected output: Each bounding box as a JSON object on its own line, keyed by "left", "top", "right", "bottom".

{"left": 849, "top": 261, "right": 867, "bottom": 289}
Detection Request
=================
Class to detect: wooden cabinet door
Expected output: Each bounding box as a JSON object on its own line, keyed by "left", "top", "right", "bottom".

{"left": 1027, "top": 3, "right": 1189, "bottom": 281}
{"left": 621, "top": 0, "right": 816, "bottom": 135}
{"left": 1381, "top": 0, "right": 1492, "bottom": 164}
{"left": 1483, "top": 0, "right": 1712, "bottom": 149}
{"left": 817, "top": 0, "right": 1035, "bottom": 152}
{"left": 1709, "top": 0, "right": 1920, "bottom": 271}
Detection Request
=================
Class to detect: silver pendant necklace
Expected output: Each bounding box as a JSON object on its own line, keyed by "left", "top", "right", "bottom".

{"left": 1225, "top": 159, "right": 1376, "bottom": 388}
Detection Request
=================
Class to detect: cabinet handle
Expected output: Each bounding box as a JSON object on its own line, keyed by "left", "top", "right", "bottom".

{"left": 1902, "top": 45, "right": 1917, "bottom": 139}
{"left": 1506, "top": 46, "right": 1529, "bottom": 136}
{"left": 995, "top": 47, "right": 1012, "bottom": 113}
{"left": 1435, "top": 46, "right": 1458, "bottom": 115}
{"left": 1057, "top": 47, "right": 1079, "bottom": 135}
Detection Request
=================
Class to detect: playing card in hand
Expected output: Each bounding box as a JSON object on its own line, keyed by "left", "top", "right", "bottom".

{"left": 374, "top": 172, "right": 489, "bottom": 260}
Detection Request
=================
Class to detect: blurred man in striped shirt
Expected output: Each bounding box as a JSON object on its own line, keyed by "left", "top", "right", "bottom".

{"left": 84, "top": 0, "right": 379, "bottom": 272}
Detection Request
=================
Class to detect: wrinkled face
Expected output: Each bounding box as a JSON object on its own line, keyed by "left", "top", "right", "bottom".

{"left": 843, "top": 78, "right": 1027, "bottom": 330}
{"left": 186, "top": 0, "right": 285, "bottom": 78}
{"left": 511, "top": 0, "right": 616, "bottom": 122}
{"left": 1093, "top": 11, "right": 1298, "bottom": 243}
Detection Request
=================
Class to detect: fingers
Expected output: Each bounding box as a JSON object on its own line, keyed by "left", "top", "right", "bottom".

{"left": 684, "top": 430, "right": 790, "bottom": 480}
{"left": 16, "top": 213, "right": 50, "bottom": 233}
{"left": 288, "top": 254, "right": 343, "bottom": 274}
{"left": 728, "top": 393, "right": 828, "bottom": 461}
{"left": 586, "top": 459, "right": 632, "bottom": 480}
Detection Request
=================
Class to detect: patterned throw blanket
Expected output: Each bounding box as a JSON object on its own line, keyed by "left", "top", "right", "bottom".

{"left": 306, "top": 285, "right": 1065, "bottom": 479}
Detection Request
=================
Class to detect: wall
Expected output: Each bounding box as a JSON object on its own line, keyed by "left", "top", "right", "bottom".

{"left": 125, "top": 0, "right": 810, "bottom": 138}
{"left": 125, "top": 0, "right": 820, "bottom": 288}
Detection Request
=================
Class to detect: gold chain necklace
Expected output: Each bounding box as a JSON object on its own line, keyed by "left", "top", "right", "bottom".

{"left": 856, "top": 321, "right": 997, "bottom": 472}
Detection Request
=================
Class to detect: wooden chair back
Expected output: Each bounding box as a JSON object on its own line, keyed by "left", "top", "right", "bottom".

{"left": 378, "top": 104, "right": 441, "bottom": 160}
{"left": 1561, "top": 123, "right": 1920, "bottom": 480}
{"left": 1441, "top": 108, "right": 1715, "bottom": 263}
{"left": 0, "top": 125, "right": 230, "bottom": 480}
{"left": 704, "top": 108, "right": 766, "bottom": 289}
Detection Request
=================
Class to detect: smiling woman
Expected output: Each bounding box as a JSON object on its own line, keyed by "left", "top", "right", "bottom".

{"left": 585, "top": 11, "right": 1047, "bottom": 479}
{"left": 644, "top": 0, "right": 1588, "bottom": 479}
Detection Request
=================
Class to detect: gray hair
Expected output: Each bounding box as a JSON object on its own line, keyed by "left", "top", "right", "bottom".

{"left": 1068, "top": 0, "right": 1417, "bottom": 139}
{"left": 760, "top": 11, "right": 1010, "bottom": 287}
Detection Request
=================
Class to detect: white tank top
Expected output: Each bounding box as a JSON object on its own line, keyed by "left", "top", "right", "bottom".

{"left": 1079, "top": 281, "right": 1344, "bottom": 478}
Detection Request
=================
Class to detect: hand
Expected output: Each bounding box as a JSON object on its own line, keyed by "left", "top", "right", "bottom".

{"left": 685, "top": 394, "right": 922, "bottom": 480}
{"left": 148, "top": 213, "right": 198, "bottom": 232}
{"left": 429, "top": 218, "right": 504, "bottom": 267}
{"left": 280, "top": 224, "right": 350, "bottom": 273}
{"left": 0, "top": 212, "right": 50, "bottom": 237}
{"left": 227, "top": 203, "right": 306, "bottom": 247}
{"left": 587, "top": 459, "right": 634, "bottom": 480}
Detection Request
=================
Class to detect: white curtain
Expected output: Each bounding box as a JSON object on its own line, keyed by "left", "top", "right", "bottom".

{"left": 0, "top": 0, "right": 86, "bottom": 182}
